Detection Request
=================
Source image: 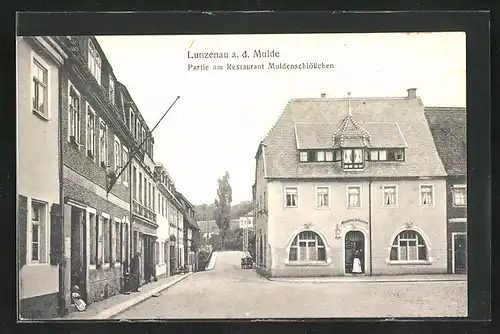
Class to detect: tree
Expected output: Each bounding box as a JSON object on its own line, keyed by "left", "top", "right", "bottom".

{"left": 191, "top": 229, "right": 202, "bottom": 253}
{"left": 213, "top": 171, "right": 232, "bottom": 250}
{"left": 208, "top": 234, "right": 222, "bottom": 250}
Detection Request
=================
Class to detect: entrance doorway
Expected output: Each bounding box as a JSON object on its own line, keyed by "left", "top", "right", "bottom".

{"left": 70, "top": 207, "right": 87, "bottom": 302}
{"left": 170, "top": 244, "right": 176, "bottom": 274}
{"left": 453, "top": 233, "right": 467, "bottom": 274}
{"left": 344, "top": 230, "right": 365, "bottom": 274}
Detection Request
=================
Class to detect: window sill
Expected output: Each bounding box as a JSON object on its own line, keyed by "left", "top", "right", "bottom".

{"left": 102, "top": 263, "right": 110, "bottom": 268}
{"left": 387, "top": 260, "right": 432, "bottom": 265}
{"left": 32, "top": 109, "right": 50, "bottom": 121}
{"left": 284, "top": 206, "right": 298, "bottom": 209}
{"left": 89, "top": 264, "right": 97, "bottom": 270}
{"left": 420, "top": 204, "right": 435, "bottom": 208}
{"left": 25, "top": 262, "right": 51, "bottom": 267}
{"left": 347, "top": 206, "right": 362, "bottom": 210}
{"left": 69, "top": 139, "right": 82, "bottom": 150}
{"left": 285, "top": 261, "right": 329, "bottom": 267}
{"left": 382, "top": 205, "right": 398, "bottom": 208}
{"left": 315, "top": 206, "right": 330, "bottom": 210}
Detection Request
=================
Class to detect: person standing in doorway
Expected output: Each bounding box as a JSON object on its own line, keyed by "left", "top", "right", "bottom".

{"left": 352, "top": 250, "right": 362, "bottom": 276}
{"left": 130, "top": 252, "right": 141, "bottom": 292}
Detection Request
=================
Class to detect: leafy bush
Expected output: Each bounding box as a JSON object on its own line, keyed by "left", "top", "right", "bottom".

{"left": 197, "top": 250, "right": 212, "bottom": 271}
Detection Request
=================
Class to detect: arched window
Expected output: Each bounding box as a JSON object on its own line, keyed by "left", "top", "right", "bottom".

{"left": 289, "top": 231, "right": 326, "bottom": 262}
{"left": 390, "top": 230, "right": 428, "bottom": 261}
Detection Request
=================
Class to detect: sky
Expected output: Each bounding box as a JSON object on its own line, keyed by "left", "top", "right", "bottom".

{"left": 96, "top": 32, "right": 466, "bottom": 206}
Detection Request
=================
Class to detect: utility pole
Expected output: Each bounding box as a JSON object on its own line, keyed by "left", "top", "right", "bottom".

{"left": 106, "top": 96, "right": 180, "bottom": 195}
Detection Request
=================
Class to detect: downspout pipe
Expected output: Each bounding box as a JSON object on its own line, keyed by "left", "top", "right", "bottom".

{"left": 369, "top": 180, "right": 373, "bottom": 276}
{"left": 58, "top": 66, "right": 65, "bottom": 316}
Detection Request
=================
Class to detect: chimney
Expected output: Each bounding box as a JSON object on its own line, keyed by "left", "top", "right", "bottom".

{"left": 320, "top": 93, "right": 326, "bottom": 98}
{"left": 407, "top": 88, "right": 417, "bottom": 99}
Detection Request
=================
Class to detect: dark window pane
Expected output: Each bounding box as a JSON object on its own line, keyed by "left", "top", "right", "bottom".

{"left": 409, "top": 240, "right": 416, "bottom": 246}
{"left": 32, "top": 243, "right": 39, "bottom": 261}
{"left": 390, "top": 246, "right": 398, "bottom": 260}
{"left": 291, "top": 236, "right": 298, "bottom": 246}
{"left": 318, "top": 247, "right": 326, "bottom": 261}
{"left": 32, "top": 224, "right": 39, "bottom": 242}
{"left": 418, "top": 245, "right": 427, "bottom": 260}
{"left": 317, "top": 237, "right": 324, "bottom": 246}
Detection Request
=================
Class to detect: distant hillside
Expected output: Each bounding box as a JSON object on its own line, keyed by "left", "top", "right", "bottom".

{"left": 194, "top": 201, "right": 253, "bottom": 221}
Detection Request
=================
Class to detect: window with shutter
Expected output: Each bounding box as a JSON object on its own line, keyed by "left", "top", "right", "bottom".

{"left": 97, "top": 216, "right": 104, "bottom": 266}
{"left": 19, "top": 195, "right": 28, "bottom": 267}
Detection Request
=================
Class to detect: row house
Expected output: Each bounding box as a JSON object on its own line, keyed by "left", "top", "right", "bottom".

{"left": 17, "top": 35, "right": 201, "bottom": 318}
{"left": 425, "top": 107, "right": 467, "bottom": 274}
{"left": 166, "top": 181, "right": 185, "bottom": 273}
{"left": 17, "top": 37, "right": 67, "bottom": 319}
{"left": 198, "top": 220, "right": 220, "bottom": 240}
{"left": 253, "top": 89, "right": 449, "bottom": 277}
{"left": 119, "top": 83, "right": 158, "bottom": 285}
{"left": 153, "top": 163, "right": 184, "bottom": 278}
{"left": 174, "top": 191, "right": 200, "bottom": 272}
{"left": 56, "top": 36, "right": 133, "bottom": 315}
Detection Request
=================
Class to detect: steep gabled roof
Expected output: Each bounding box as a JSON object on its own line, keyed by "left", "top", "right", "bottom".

{"left": 424, "top": 107, "right": 466, "bottom": 176}
{"left": 295, "top": 122, "right": 407, "bottom": 150}
{"left": 198, "top": 220, "right": 219, "bottom": 233}
{"left": 262, "top": 94, "right": 447, "bottom": 179}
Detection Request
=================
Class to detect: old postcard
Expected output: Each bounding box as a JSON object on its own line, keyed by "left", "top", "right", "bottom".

{"left": 17, "top": 31, "right": 468, "bottom": 320}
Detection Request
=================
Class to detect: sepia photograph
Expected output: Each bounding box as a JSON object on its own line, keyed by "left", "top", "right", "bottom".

{"left": 16, "top": 30, "right": 468, "bottom": 320}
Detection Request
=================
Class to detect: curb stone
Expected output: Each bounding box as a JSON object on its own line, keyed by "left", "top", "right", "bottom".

{"left": 93, "top": 272, "right": 193, "bottom": 319}
{"left": 268, "top": 276, "right": 467, "bottom": 284}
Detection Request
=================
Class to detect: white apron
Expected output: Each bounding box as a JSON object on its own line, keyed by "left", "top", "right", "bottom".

{"left": 352, "top": 257, "right": 362, "bottom": 274}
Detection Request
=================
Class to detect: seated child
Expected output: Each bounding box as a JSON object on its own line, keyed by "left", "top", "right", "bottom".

{"left": 71, "top": 285, "right": 87, "bottom": 312}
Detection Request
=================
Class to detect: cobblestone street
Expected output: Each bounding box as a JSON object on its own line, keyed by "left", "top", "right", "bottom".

{"left": 113, "top": 251, "right": 467, "bottom": 319}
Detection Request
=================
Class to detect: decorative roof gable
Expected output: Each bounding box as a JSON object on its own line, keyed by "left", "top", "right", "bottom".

{"left": 332, "top": 93, "right": 371, "bottom": 148}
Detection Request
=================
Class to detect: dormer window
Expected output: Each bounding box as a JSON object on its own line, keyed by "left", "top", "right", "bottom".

{"left": 87, "top": 39, "right": 102, "bottom": 85}
{"left": 325, "top": 151, "right": 333, "bottom": 162}
{"left": 316, "top": 151, "right": 325, "bottom": 162}
{"left": 367, "top": 149, "right": 405, "bottom": 162}
{"left": 342, "top": 148, "right": 364, "bottom": 169}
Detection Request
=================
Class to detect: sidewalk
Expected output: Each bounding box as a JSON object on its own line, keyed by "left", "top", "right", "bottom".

{"left": 60, "top": 272, "right": 193, "bottom": 320}
{"left": 205, "top": 251, "right": 218, "bottom": 270}
{"left": 268, "top": 274, "right": 467, "bottom": 283}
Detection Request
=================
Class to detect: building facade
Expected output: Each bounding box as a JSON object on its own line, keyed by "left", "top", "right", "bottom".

{"left": 175, "top": 192, "right": 200, "bottom": 271}
{"left": 17, "top": 36, "right": 67, "bottom": 319}
{"left": 425, "top": 107, "right": 467, "bottom": 274}
{"left": 119, "top": 83, "right": 158, "bottom": 285}
{"left": 18, "top": 35, "right": 200, "bottom": 317}
{"left": 239, "top": 212, "right": 254, "bottom": 229}
{"left": 56, "top": 36, "right": 133, "bottom": 314}
{"left": 153, "top": 164, "right": 183, "bottom": 279}
{"left": 254, "top": 89, "right": 448, "bottom": 278}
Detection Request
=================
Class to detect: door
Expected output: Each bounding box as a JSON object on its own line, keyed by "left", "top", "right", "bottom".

{"left": 70, "top": 207, "right": 87, "bottom": 302}
{"left": 453, "top": 234, "right": 467, "bottom": 274}
{"left": 344, "top": 231, "right": 365, "bottom": 274}
{"left": 140, "top": 234, "right": 145, "bottom": 283}
{"left": 170, "top": 245, "right": 176, "bottom": 273}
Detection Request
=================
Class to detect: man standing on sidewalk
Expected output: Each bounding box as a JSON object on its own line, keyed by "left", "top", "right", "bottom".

{"left": 130, "top": 252, "right": 141, "bottom": 292}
